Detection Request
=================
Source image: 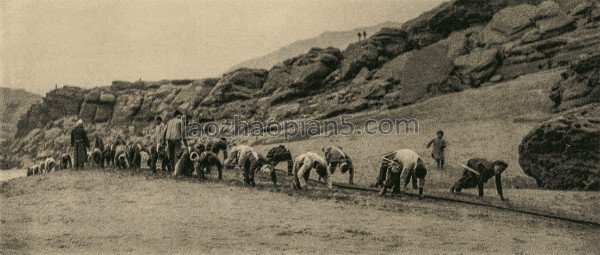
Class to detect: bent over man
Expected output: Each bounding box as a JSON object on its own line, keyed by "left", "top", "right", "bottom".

{"left": 323, "top": 146, "right": 354, "bottom": 185}
{"left": 450, "top": 158, "right": 508, "bottom": 200}
{"left": 378, "top": 149, "right": 427, "bottom": 199}
{"left": 224, "top": 145, "right": 251, "bottom": 168}
{"left": 266, "top": 145, "right": 293, "bottom": 175}
{"left": 292, "top": 152, "right": 332, "bottom": 190}
{"left": 239, "top": 148, "right": 274, "bottom": 186}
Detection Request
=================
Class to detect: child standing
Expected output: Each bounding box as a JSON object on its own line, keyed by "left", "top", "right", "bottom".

{"left": 427, "top": 130, "right": 447, "bottom": 169}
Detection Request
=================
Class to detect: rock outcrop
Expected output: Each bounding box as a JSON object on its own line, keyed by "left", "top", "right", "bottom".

{"left": 10, "top": 0, "right": 600, "bottom": 164}
{"left": 263, "top": 47, "right": 342, "bottom": 105}
{"left": 519, "top": 103, "right": 600, "bottom": 190}
{"left": 201, "top": 68, "right": 268, "bottom": 106}
{"left": 551, "top": 53, "right": 600, "bottom": 109}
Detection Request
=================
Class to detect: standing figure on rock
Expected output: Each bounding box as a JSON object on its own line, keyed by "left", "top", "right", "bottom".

{"left": 450, "top": 158, "right": 508, "bottom": 200}
{"left": 70, "top": 119, "right": 90, "bottom": 170}
{"left": 427, "top": 130, "right": 447, "bottom": 169}
{"left": 357, "top": 32, "right": 362, "bottom": 41}
{"left": 266, "top": 145, "right": 293, "bottom": 175}
{"left": 165, "top": 110, "right": 185, "bottom": 173}
{"left": 323, "top": 146, "right": 355, "bottom": 185}
{"left": 377, "top": 149, "right": 427, "bottom": 199}
{"left": 362, "top": 31, "right": 367, "bottom": 39}
{"left": 149, "top": 116, "right": 167, "bottom": 173}
{"left": 292, "top": 152, "right": 332, "bottom": 190}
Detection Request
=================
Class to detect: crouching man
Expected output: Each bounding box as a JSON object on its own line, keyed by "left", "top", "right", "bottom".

{"left": 323, "top": 146, "right": 355, "bottom": 185}
{"left": 266, "top": 145, "right": 293, "bottom": 175}
{"left": 224, "top": 145, "right": 250, "bottom": 169}
{"left": 292, "top": 152, "right": 332, "bottom": 191}
{"left": 190, "top": 143, "right": 223, "bottom": 180}
{"left": 45, "top": 157, "right": 57, "bottom": 173}
{"left": 378, "top": 149, "right": 427, "bottom": 199}
{"left": 450, "top": 158, "right": 508, "bottom": 200}
{"left": 113, "top": 144, "right": 129, "bottom": 170}
{"left": 60, "top": 153, "right": 72, "bottom": 169}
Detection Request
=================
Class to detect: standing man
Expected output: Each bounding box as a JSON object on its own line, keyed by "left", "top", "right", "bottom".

{"left": 363, "top": 31, "right": 367, "bottom": 40}
{"left": 357, "top": 32, "right": 362, "bottom": 41}
{"left": 165, "top": 110, "right": 185, "bottom": 173}
{"left": 378, "top": 149, "right": 427, "bottom": 199}
{"left": 70, "top": 119, "right": 90, "bottom": 170}
{"left": 149, "top": 116, "right": 166, "bottom": 173}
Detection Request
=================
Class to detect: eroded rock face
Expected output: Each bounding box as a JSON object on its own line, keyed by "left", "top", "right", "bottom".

{"left": 551, "top": 53, "right": 600, "bottom": 109}
{"left": 519, "top": 104, "right": 600, "bottom": 190}
{"left": 263, "top": 47, "right": 342, "bottom": 104}
{"left": 372, "top": 40, "right": 454, "bottom": 104}
{"left": 15, "top": 86, "right": 87, "bottom": 137}
{"left": 201, "top": 68, "right": 268, "bottom": 106}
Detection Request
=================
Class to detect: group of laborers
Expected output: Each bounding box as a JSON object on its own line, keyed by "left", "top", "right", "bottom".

{"left": 27, "top": 112, "right": 510, "bottom": 201}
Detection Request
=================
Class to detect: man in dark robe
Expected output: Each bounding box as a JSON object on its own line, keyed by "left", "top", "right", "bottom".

{"left": 70, "top": 119, "right": 90, "bottom": 170}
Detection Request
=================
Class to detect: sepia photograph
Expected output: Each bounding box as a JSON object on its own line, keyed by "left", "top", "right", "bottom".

{"left": 1, "top": 0, "right": 600, "bottom": 254}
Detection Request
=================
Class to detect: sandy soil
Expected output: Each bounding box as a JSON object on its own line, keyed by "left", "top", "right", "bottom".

{"left": 2, "top": 170, "right": 600, "bottom": 255}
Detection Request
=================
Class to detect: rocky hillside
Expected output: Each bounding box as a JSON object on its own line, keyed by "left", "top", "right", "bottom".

{"left": 9, "top": 0, "right": 600, "bottom": 166}
{"left": 0, "top": 88, "right": 42, "bottom": 142}
{"left": 520, "top": 53, "right": 600, "bottom": 191}
{"left": 228, "top": 22, "right": 402, "bottom": 71}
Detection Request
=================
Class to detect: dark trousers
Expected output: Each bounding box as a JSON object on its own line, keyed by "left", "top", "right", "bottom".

{"left": 242, "top": 158, "right": 277, "bottom": 186}
{"left": 374, "top": 161, "right": 390, "bottom": 187}
{"left": 149, "top": 146, "right": 158, "bottom": 173}
{"left": 452, "top": 172, "right": 479, "bottom": 192}
{"left": 167, "top": 139, "right": 182, "bottom": 173}
{"left": 73, "top": 142, "right": 87, "bottom": 170}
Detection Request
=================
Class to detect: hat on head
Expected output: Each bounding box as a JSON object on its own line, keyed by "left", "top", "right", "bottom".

{"left": 76, "top": 119, "right": 83, "bottom": 126}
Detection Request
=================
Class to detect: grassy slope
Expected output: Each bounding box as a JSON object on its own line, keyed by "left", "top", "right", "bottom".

{"left": 2, "top": 170, "right": 600, "bottom": 254}
{"left": 254, "top": 69, "right": 564, "bottom": 189}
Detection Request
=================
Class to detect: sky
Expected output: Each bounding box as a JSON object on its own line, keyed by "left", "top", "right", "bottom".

{"left": 1, "top": 0, "right": 445, "bottom": 95}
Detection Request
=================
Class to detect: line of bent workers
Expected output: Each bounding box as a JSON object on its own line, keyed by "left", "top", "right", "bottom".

{"left": 30, "top": 112, "right": 510, "bottom": 202}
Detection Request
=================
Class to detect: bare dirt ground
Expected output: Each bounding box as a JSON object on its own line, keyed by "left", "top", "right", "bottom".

{"left": 2, "top": 170, "right": 600, "bottom": 255}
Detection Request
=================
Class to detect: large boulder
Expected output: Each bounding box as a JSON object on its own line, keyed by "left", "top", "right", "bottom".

{"left": 519, "top": 104, "right": 600, "bottom": 190}
{"left": 336, "top": 41, "right": 384, "bottom": 82}
{"left": 489, "top": 4, "right": 539, "bottom": 36}
{"left": 202, "top": 68, "right": 268, "bottom": 106}
{"left": 371, "top": 40, "right": 454, "bottom": 105}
